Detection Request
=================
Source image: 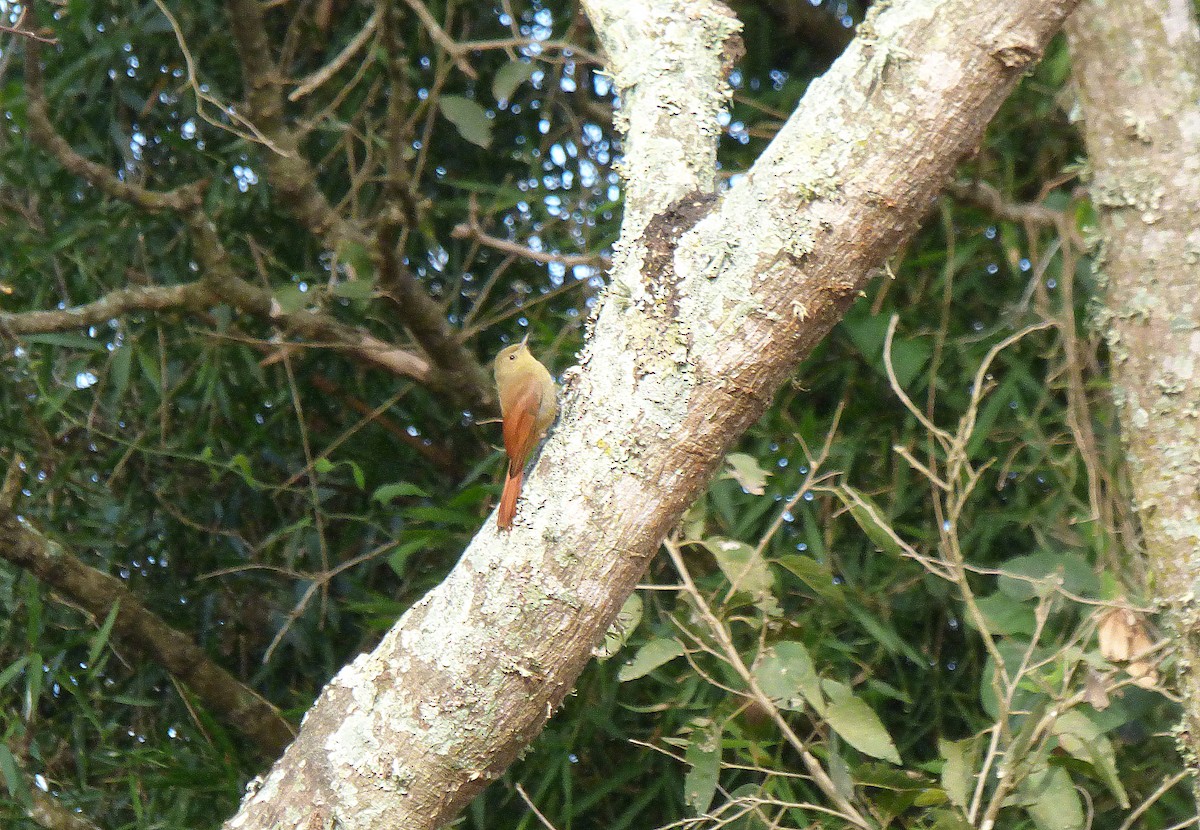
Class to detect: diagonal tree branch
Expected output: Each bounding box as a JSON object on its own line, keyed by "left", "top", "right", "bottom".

{"left": 0, "top": 506, "right": 295, "bottom": 758}
{"left": 18, "top": 12, "right": 432, "bottom": 388}
{"left": 22, "top": 21, "right": 206, "bottom": 213}
{"left": 185, "top": 214, "right": 433, "bottom": 382}
{"left": 223, "top": 0, "right": 1081, "bottom": 828}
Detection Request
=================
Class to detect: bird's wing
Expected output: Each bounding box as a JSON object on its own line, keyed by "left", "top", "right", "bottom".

{"left": 503, "top": 383, "right": 545, "bottom": 476}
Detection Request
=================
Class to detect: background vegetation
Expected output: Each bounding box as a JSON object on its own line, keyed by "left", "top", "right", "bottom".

{"left": 0, "top": 0, "right": 1186, "bottom": 828}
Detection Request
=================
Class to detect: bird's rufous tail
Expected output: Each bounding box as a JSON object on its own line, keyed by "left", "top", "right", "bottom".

{"left": 498, "top": 468, "right": 524, "bottom": 529}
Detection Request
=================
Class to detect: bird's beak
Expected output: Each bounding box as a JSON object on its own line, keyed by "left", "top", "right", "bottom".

{"left": 520, "top": 333, "right": 530, "bottom": 347}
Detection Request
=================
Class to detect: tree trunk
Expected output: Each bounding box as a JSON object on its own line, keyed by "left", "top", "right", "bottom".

{"left": 1066, "top": 0, "right": 1200, "bottom": 802}
{"left": 224, "top": 1, "right": 1080, "bottom": 827}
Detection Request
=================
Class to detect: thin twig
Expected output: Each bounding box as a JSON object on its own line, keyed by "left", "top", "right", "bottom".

{"left": 289, "top": 11, "right": 380, "bottom": 101}
{"left": 400, "top": 0, "right": 478, "bottom": 78}
{"left": 515, "top": 783, "right": 560, "bottom": 830}
{"left": 663, "top": 537, "right": 873, "bottom": 830}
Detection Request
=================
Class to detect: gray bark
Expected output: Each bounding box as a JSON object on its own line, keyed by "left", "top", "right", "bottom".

{"left": 225, "top": 0, "right": 1081, "bottom": 827}
{"left": 1066, "top": 0, "right": 1200, "bottom": 799}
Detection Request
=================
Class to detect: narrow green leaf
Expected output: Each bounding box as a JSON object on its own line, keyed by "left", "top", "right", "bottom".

{"left": 684, "top": 722, "right": 721, "bottom": 815}
{"left": 21, "top": 332, "right": 107, "bottom": 351}
{"left": 439, "top": 95, "right": 493, "bottom": 148}
{"left": 835, "top": 486, "right": 906, "bottom": 559}
{"left": 88, "top": 602, "right": 121, "bottom": 667}
{"left": 108, "top": 342, "right": 133, "bottom": 404}
{"left": 821, "top": 679, "right": 900, "bottom": 764}
{"left": 373, "top": 481, "right": 430, "bottom": 503}
{"left": 617, "top": 638, "right": 684, "bottom": 682}
{"left": 330, "top": 279, "right": 376, "bottom": 301}
{"left": 847, "top": 604, "right": 925, "bottom": 664}
{"left": 388, "top": 538, "right": 432, "bottom": 577}
{"left": 776, "top": 554, "right": 844, "bottom": 604}
{"left": 0, "top": 655, "right": 30, "bottom": 690}
{"left": 229, "top": 454, "right": 259, "bottom": 487}
{"left": 348, "top": 460, "right": 365, "bottom": 490}
{"left": 0, "top": 745, "right": 32, "bottom": 809}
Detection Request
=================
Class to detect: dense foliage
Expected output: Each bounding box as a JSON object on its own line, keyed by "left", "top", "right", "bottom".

{"left": 0, "top": 1, "right": 1188, "bottom": 828}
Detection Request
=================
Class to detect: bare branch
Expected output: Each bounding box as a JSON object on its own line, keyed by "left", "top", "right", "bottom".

{"left": 225, "top": 0, "right": 494, "bottom": 407}
{"left": 0, "top": 505, "right": 295, "bottom": 757}
{"left": 27, "top": 784, "right": 104, "bottom": 830}
{"left": 22, "top": 15, "right": 207, "bottom": 213}
{"left": 185, "top": 213, "right": 434, "bottom": 383}
{"left": 288, "top": 10, "right": 381, "bottom": 102}
{"left": 451, "top": 220, "right": 610, "bottom": 268}
{"left": 0, "top": 283, "right": 215, "bottom": 334}
{"left": 399, "top": 0, "right": 478, "bottom": 79}
{"left": 946, "top": 179, "right": 1064, "bottom": 228}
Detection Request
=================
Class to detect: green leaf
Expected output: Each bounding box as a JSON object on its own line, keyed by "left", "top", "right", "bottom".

{"left": 272, "top": 284, "right": 311, "bottom": 314}
{"left": 840, "top": 304, "right": 930, "bottom": 388}
{"left": 493, "top": 60, "right": 536, "bottom": 102}
{"left": 776, "top": 554, "right": 844, "bottom": 603}
{"left": 723, "top": 452, "right": 771, "bottom": 495}
{"left": 847, "top": 604, "right": 926, "bottom": 664}
{"left": 335, "top": 239, "right": 375, "bottom": 281}
{"left": 702, "top": 538, "right": 775, "bottom": 599}
{"left": 997, "top": 551, "right": 1100, "bottom": 600}
{"left": 938, "top": 737, "right": 976, "bottom": 810}
{"left": 927, "top": 809, "right": 974, "bottom": 830}
{"left": 312, "top": 458, "right": 366, "bottom": 490}
{"left": 108, "top": 341, "right": 133, "bottom": 403}
{"left": 752, "top": 641, "right": 822, "bottom": 712}
{"left": 230, "top": 454, "right": 259, "bottom": 487}
{"left": 835, "top": 486, "right": 906, "bottom": 559}
{"left": 0, "top": 745, "right": 32, "bottom": 810}
{"left": 684, "top": 722, "right": 721, "bottom": 815}
{"left": 330, "top": 279, "right": 376, "bottom": 301}
{"left": 372, "top": 481, "right": 430, "bottom": 503}
{"left": 618, "top": 638, "right": 684, "bottom": 682}
{"left": 1052, "top": 709, "right": 1129, "bottom": 808}
{"left": 88, "top": 602, "right": 120, "bottom": 667}
{"left": 439, "top": 95, "right": 493, "bottom": 148}
{"left": 821, "top": 679, "right": 900, "bottom": 764}
{"left": 595, "top": 593, "right": 643, "bottom": 660}
{"left": 973, "top": 591, "right": 1037, "bottom": 636}
{"left": 0, "top": 655, "right": 30, "bottom": 690}
{"left": 1021, "top": 765, "right": 1084, "bottom": 830}
{"left": 387, "top": 538, "right": 431, "bottom": 577}
{"left": 21, "top": 331, "right": 107, "bottom": 351}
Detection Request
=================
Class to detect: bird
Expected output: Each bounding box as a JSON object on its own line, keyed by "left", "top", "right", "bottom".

{"left": 493, "top": 337, "right": 558, "bottom": 530}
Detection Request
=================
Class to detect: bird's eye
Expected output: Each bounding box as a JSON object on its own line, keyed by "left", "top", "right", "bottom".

{"left": 509, "top": 354, "right": 516, "bottom": 360}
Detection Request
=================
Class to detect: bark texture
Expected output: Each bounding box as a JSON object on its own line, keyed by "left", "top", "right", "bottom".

{"left": 1066, "top": 0, "right": 1200, "bottom": 792}
{"left": 225, "top": 1, "right": 1080, "bottom": 827}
